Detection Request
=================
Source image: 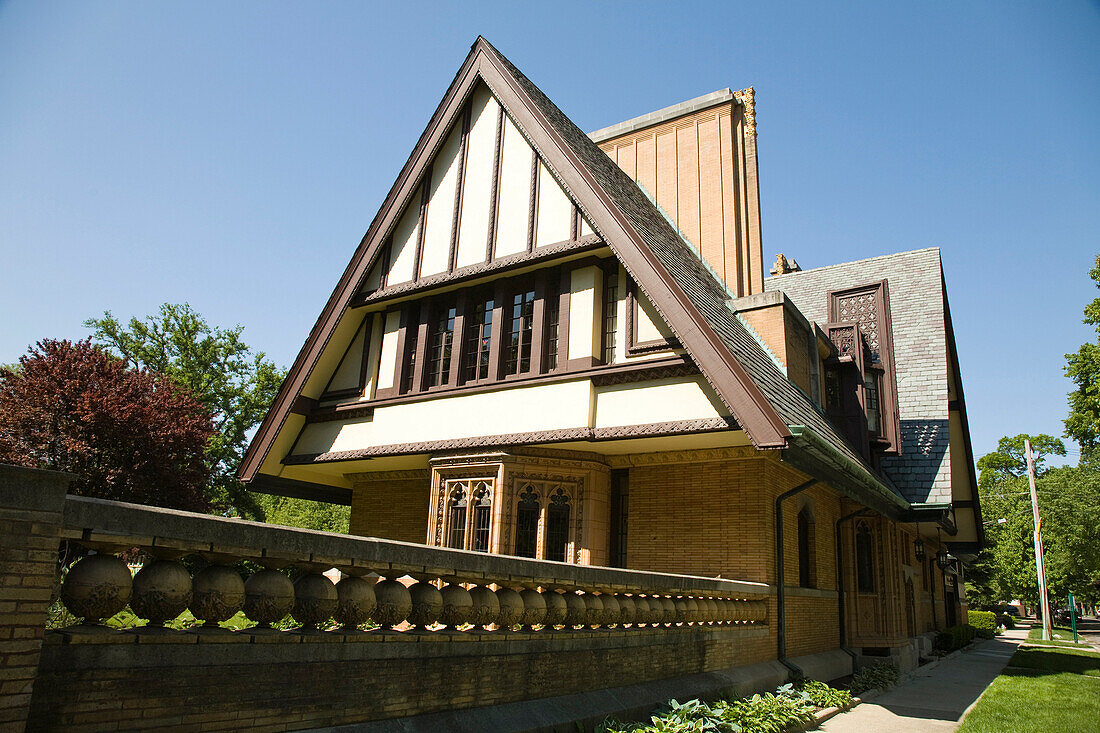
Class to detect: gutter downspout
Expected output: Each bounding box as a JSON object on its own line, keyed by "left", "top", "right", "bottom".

{"left": 775, "top": 478, "right": 817, "bottom": 675}
{"left": 835, "top": 508, "right": 874, "bottom": 660}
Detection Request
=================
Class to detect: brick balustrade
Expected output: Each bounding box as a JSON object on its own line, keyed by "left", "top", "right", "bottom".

{"left": 0, "top": 464, "right": 775, "bottom": 732}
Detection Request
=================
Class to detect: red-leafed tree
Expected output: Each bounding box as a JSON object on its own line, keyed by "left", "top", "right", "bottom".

{"left": 0, "top": 339, "right": 214, "bottom": 512}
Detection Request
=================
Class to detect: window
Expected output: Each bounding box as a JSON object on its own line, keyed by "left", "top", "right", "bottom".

{"left": 514, "top": 486, "right": 539, "bottom": 558}
{"left": 472, "top": 482, "right": 492, "bottom": 552}
{"left": 447, "top": 486, "right": 468, "bottom": 550}
{"left": 427, "top": 305, "right": 457, "bottom": 387}
{"left": 865, "top": 371, "right": 881, "bottom": 435}
{"left": 797, "top": 508, "right": 814, "bottom": 588}
{"left": 463, "top": 294, "right": 495, "bottom": 382}
{"left": 504, "top": 288, "right": 536, "bottom": 375}
{"left": 545, "top": 283, "right": 560, "bottom": 372}
{"left": 609, "top": 469, "right": 628, "bottom": 568}
{"left": 855, "top": 522, "right": 875, "bottom": 593}
{"left": 603, "top": 267, "right": 619, "bottom": 364}
{"left": 546, "top": 488, "right": 571, "bottom": 562}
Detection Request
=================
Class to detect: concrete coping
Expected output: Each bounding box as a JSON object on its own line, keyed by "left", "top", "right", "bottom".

{"left": 588, "top": 89, "right": 739, "bottom": 143}
{"left": 61, "top": 495, "right": 773, "bottom": 597}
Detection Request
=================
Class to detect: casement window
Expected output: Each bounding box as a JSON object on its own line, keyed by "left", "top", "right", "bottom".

{"left": 444, "top": 479, "right": 493, "bottom": 552}
{"left": 797, "top": 507, "right": 815, "bottom": 588}
{"left": 400, "top": 304, "right": 420, "bottom": 394}
{"left": 463, "top": 293, "right": 495, "bottom": 382}
{"left": 504, "top": 287, "right": 536, "bottom": 376}
{"left": 546, "top": 488, "right": 571, "bottom": 562}
{"left": 511, "top": 481, "right": 577, "bottom": 562}
{"left": 864, "top": 370, "right": 881, "bottom": 435}
{"left": 602, "top": 267, "right": 619, "bottom": 364}
{"left": 855, "top": 521, "right": 875, "bottom": 593}
{"left": 545, "top": 276, "right": 561, "bottom": 372}
{"left": 426, "top": 304, "right": 457, "bottom": 388}
{"left": 514, "top": 486, "right": 539, "bottom": 558}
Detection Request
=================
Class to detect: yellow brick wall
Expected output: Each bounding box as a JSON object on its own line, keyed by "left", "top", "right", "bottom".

{"left": 349, "top": 476, "right": 431, "bottom": 543}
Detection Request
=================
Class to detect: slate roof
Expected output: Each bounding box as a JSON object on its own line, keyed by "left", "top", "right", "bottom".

{"left": 765, "top": 248, "right": 953, "bottom": 504}
{"left": 491, "top": 43, "right": 903, "bottom": 507}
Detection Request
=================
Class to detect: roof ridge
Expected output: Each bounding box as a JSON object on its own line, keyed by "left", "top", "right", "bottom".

{"left": 766, "top": 247, "right": 942, "bottom": 279}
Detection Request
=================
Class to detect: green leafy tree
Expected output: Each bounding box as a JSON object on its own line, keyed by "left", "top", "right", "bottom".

{"left": 1065, "top": 255, "right": 1100, "bottom": 456}
{"left": 254, "top": 494, "right": 350, "bottom": 534}
{"left": 86, "top": 304, "right": 283, "bottom": 518}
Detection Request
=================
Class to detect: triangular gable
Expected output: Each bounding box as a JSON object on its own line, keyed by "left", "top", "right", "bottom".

{"left": 239, "top": 37, "right": 790, "bottom": 483}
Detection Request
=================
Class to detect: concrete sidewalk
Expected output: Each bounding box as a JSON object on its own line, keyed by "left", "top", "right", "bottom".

{"left": 818, "top": 628, "right": 1027, "bottom": 732}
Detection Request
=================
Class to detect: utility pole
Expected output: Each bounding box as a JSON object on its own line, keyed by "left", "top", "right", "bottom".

{"left": 1025, "top": 439, "right": 1053, "bottom": 641}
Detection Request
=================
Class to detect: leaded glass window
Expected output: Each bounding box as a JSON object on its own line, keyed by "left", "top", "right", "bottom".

{"left": 472, "top": 482, "right": 492, "bottom": 553}
{"left": 504, "top": 289, "right": 535, "bottom": 375}
{"left": 427, "top": 305, "right": 457, "bottom": 387}
{"left": 447, "top": 486, "right": 468, "bottom": 550}
{"left": 463, "top": 294, "right": 494, "bottom": 382}
{"left": 514, "top": 486, "right": 539, "bottom": 558}
{"left": 546, "top": 488, "right": 570, "bottom": 563}
{"left": 603, "top": 268, "right": 619, "bottom": 364}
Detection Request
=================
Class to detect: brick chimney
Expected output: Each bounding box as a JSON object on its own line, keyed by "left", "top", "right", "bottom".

{"left": 591, "top": 88, "right": 764, "bottom": 297}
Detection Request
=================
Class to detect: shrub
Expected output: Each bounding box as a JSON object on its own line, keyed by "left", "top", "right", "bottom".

{"left": 935, "top": 623, "right": 978, "bottom": 651}
{"left": 997, "top": 613, "right": 1016, "bottom": 629}
{"left": 793, "top": 679, "right": 853, "bottom": 709}
{"left": 850, "top": 662, "right": 900, "bottom": 694}
{"left": 968, "top": 610, "right": 997, "bottom": 639}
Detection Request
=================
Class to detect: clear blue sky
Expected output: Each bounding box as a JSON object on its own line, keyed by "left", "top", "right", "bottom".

{"left": 2, "top": 1, "right": 1098, "bottom": 466}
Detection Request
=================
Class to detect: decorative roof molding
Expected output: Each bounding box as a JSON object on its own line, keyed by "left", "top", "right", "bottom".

{"left": 606, "top": 446, "right": 760, "bottom": 468}
{"left": 733, "top": 87, "right": 756, "bottom": 137}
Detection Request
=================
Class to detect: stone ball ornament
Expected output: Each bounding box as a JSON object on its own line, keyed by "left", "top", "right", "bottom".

{"left": 494, "top": 587, "right": 524, "bottom": 628}
{"left": 542, "top": 589, "right": 568, "bottom": 627}
{"left": 335, "top": 576, "right": 377, "bottom": 629}
{"left": 563, "top": 591, "right": 587, "bottom": 627}
{"left": 407, "top": 580, "right": 443, "bottom": 629}
{"left": 191, "top": 565, "right": 245, "bottom": 627}
{"left": 61, "top": 553, "right": 133, "bottom": 624}
{"left": 130, "top": 559, "right": 191, "bottom": 626}
{"left": 373, "top": 578, "right": 413, "bottom": 629}
{"left": 293, "top": 573, "right": 338, "bottom": 629}
{"left": 616, "top": 594, "right": 636, "bottom": 626}
{"left": 583, "top": 592, "right": 604, "bottom": 628}
{"left": 519, "top": 588, "right": 547, "bottom": 628}
{"left": 243, "top": 569, "right": 295, "bottom": 628}
{"left": 599, "top": 594, "right": 620, "bottom": 626}
{"left": 468, "top": 585, "right": 500, "bottom": 629}
{"left": 438, "top": 583, "right": 473, "bottom": 629}
{"left": 660, "top": 596, "right": 676, "bottom": 625}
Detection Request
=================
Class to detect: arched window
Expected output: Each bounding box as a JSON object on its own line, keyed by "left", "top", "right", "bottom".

{"left": 797, "top": 507, "right": 815, "bottom": 588}
{"left": 447, "top": 486, "right": 468, "bottom": 550}
{"left": 546, "top": 488, "right": 571, "bottom": 562}
{"left": 514, "top": 486, "right": 539, "bottom": 558}
{"left": 472, "top": 482, "right": 492, "bottom": 552}
{"left": 855, "top": 522, "right": 875, "bottom": 593}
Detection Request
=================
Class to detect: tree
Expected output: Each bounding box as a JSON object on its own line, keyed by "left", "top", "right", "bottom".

{"left": 86, "top": 304, "right": 283, "bottom": 518}
{"left": 1065, "top": 254, "right": 1100, "bottom": 456}
{"left": 971, "top": 434, "right": 1100, "bottom": 609}
{"left": 254, "top": 494, "right": 350, "bottom": 534}
{"left": 0, "top": 339, "right": 213, "bottom": 512}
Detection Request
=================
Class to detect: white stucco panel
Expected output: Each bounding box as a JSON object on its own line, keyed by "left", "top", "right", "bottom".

{"left": 594, "top": 376, "right": 725, "bottom": 428}
{"left": 298, "top": 379, "right": 594, "bottom": 454}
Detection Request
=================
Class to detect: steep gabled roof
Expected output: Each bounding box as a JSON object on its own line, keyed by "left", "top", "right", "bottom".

{"left": 239, "top": 38, "right": 906, "bottom": 515}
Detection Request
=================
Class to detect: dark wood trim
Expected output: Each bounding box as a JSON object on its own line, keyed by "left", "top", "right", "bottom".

{"left": 948, "top": 399, "right": 961, "bottom": 413}
{"left": 318, "top": 355, "right": 693, "bottom": 414}
{"left": 249, "top": 474, "right": 352, "bottom": 505}
{"left": 567, "top": 356, "right": 601, "bottom": 370}
{"left": 448, "top": 104, "right": 472, "bottom": 273}
{"left": 290, "top": 395, "right": 318, "bottom": 416}
{"left": 529, "top": 270, "right": 547, "bottom": 373}
{"left": 285, "top": 414, "right": 735, "bottom": 464}
{"left": 625, "top": 277, "right": 680, "bottom": 355}
{"left": 570, "top": 204, "right": 579, "bottom": 242}
{"left": 383, "top": 304, "right": 415, "bottom": 400}
{"left": 318, "top": 387, "right": 362, "bottom": 402}
{"left": 557, "top": 280, "right": 571, "bottom": 372}
{"left": 306, "top": 403, "right": 375, "bottom": 424}
{"left": 527, "top": 149, "right": 539, "bottom": 253}
{"left": 411, "top": 304, "right": 431, "bottom": 393}
{"left": 412, "top": 172, "right": 432, "bottom": 283}
{"left": 348, "top": 235, "right": 604, "bottom": 308}
{"left": 489, "top": 279, "right": 507, "bottom": 381}
{"left": 379, "top": 236, "right": 392, "bottom": 290}
{"left": 599, "top": 259, "right": 618, "bottom": 364}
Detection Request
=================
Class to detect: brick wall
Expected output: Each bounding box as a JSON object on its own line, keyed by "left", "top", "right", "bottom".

{"left": 349, "top": 474, "right": 431, "bottom": 543}
{"left": 27, "top": 625, "right": 773, "bottom": 732}
{"left": 0, "top": 464, "right": 72, "bottom": 732}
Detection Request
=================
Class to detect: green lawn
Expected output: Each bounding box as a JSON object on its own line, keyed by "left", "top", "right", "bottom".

{"left": 1026, "top": 625, "right": 1084, "bottom": 643}
{"left": 958, "top": 645, "right": 1100, "bottom": 733}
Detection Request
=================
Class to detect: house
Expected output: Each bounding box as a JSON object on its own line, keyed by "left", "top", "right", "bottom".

{"left": 239, "top": 37, "right": 981, "bottom": 674}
